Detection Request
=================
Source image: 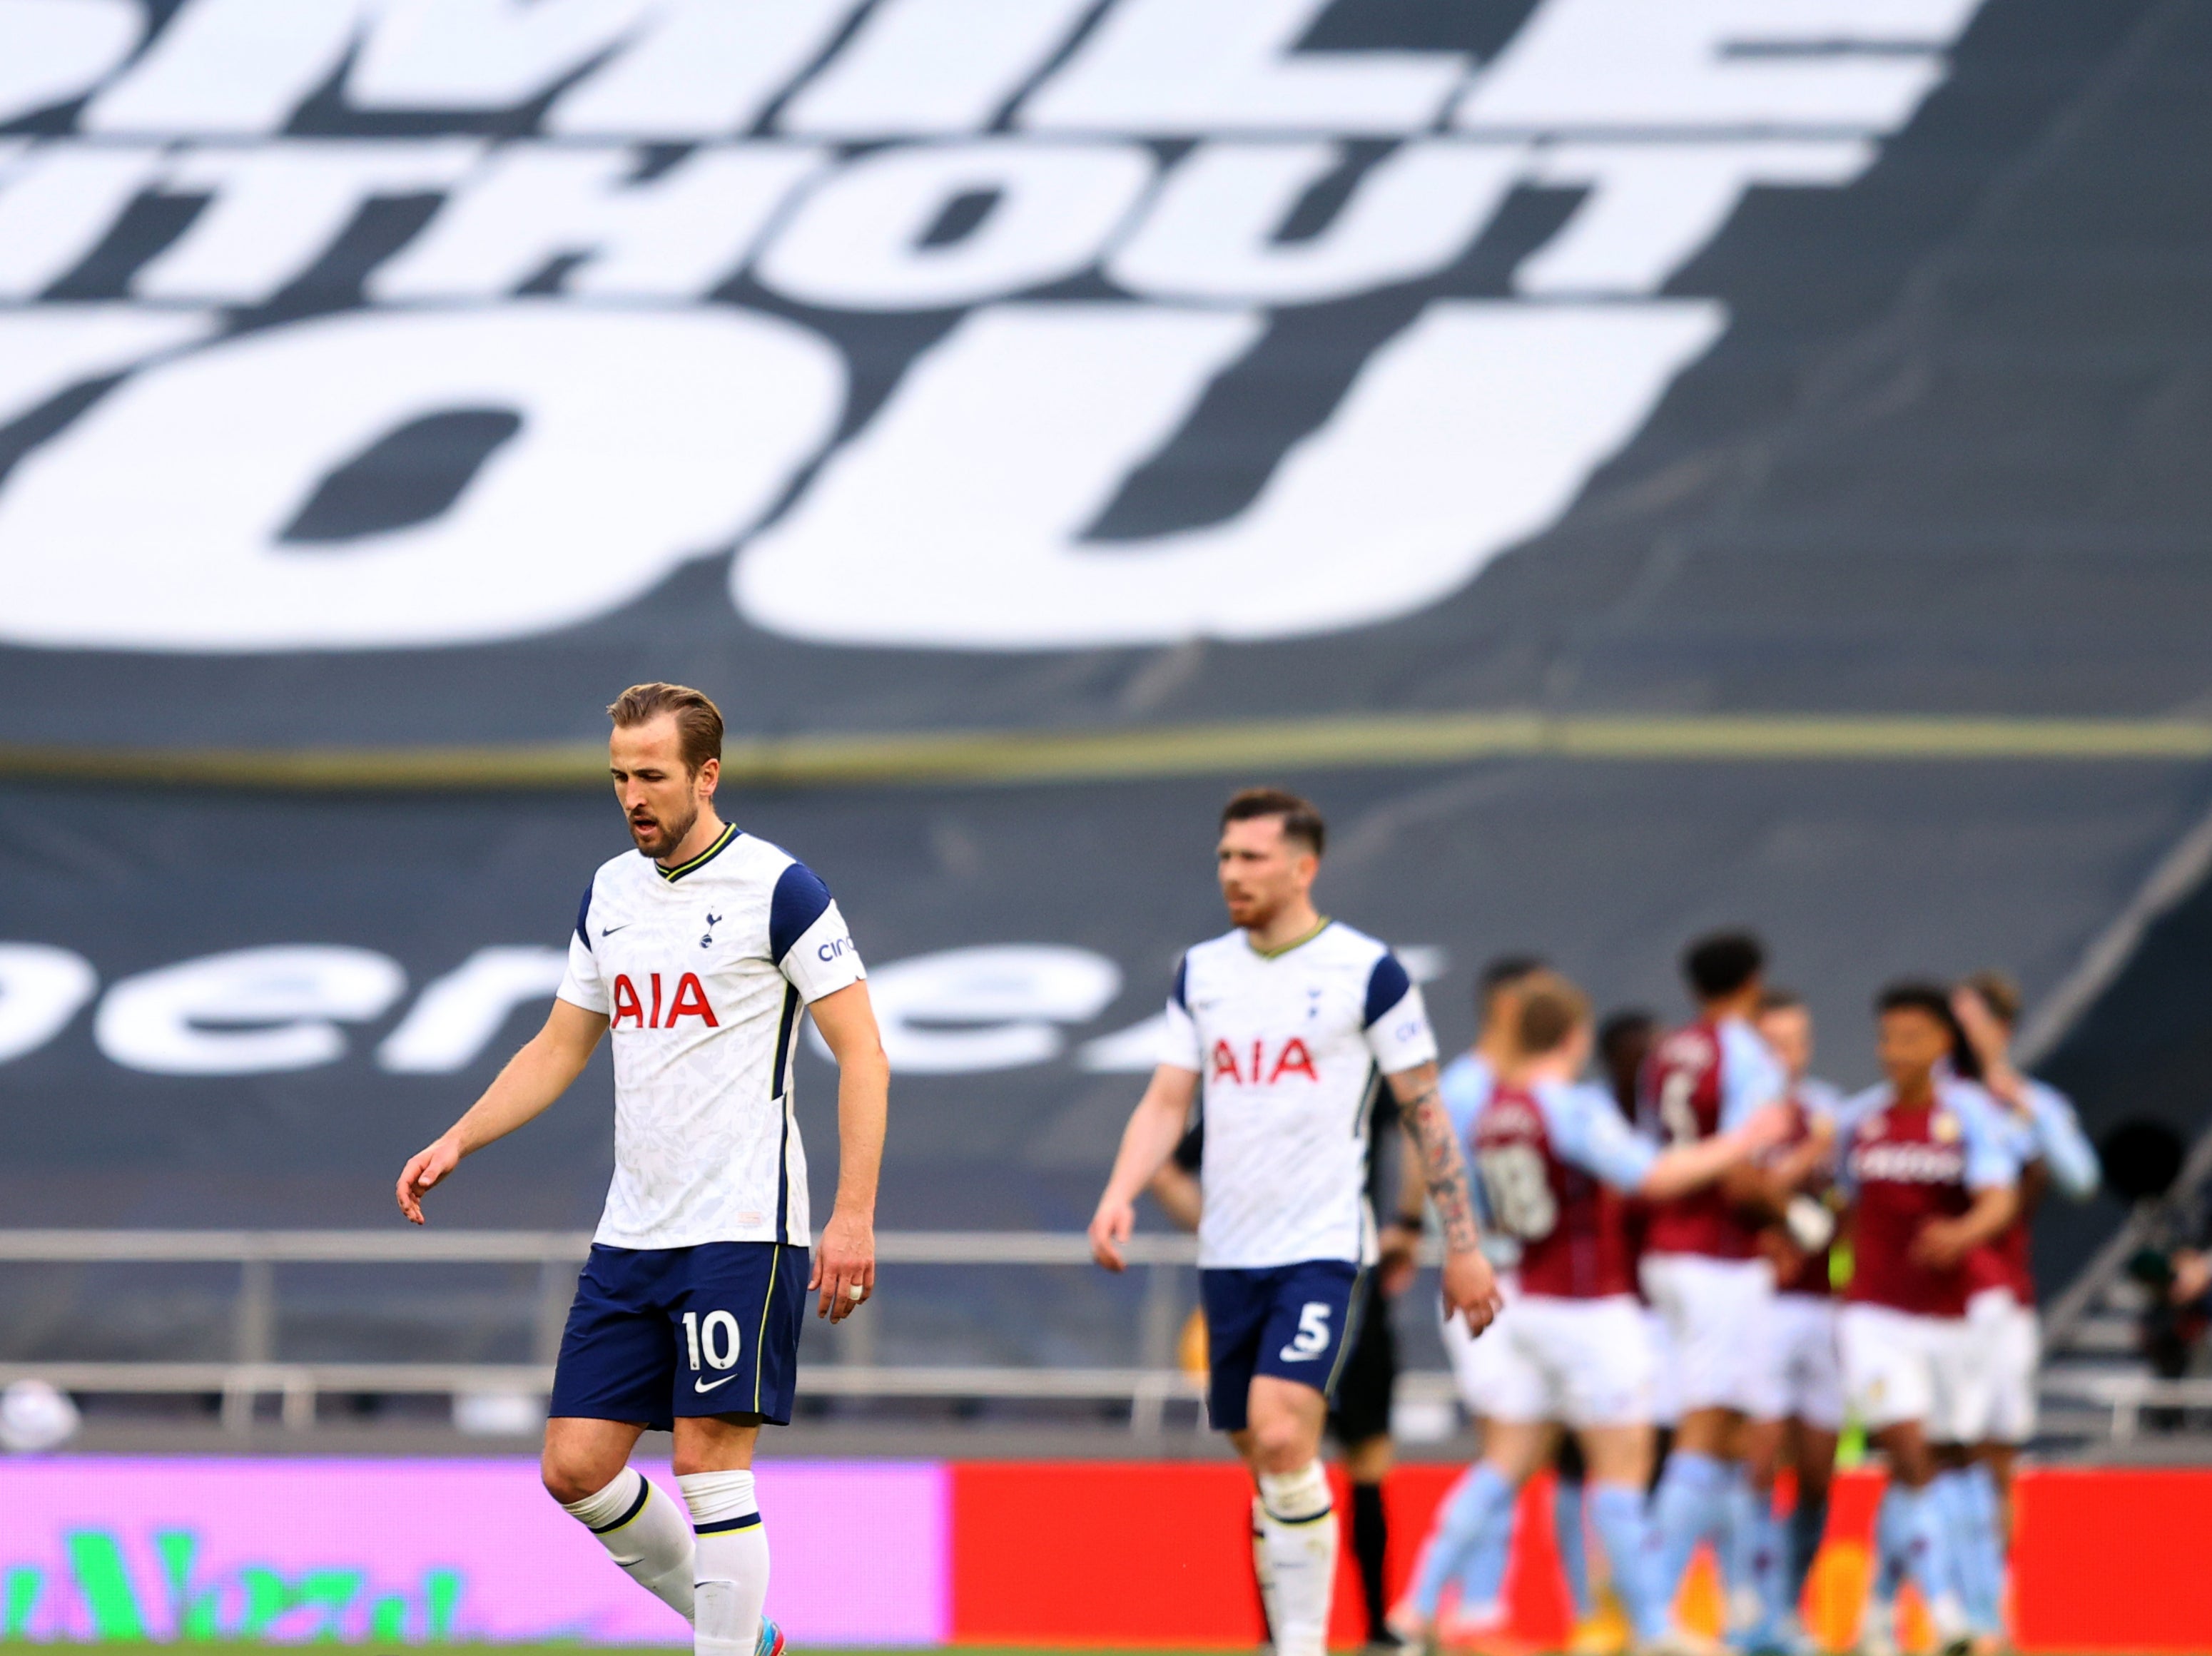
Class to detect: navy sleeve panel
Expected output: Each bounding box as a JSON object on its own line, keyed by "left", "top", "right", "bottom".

{"left": 769, "top": 860, "right": 835, "bottom": 965}
{"left": 1364, "top": 953, "right": 1412, "bottom": 1029}
{"left": 1170, "top": 953, "right": 1189, "bottom": 1010}
{"left": 574, "top": 882, "right": 593, "bottom": 950}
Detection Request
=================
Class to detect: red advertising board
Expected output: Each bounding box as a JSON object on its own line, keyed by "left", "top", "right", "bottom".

{"left": 949, "top": 1461, "right": 2212, "bottom": 1652}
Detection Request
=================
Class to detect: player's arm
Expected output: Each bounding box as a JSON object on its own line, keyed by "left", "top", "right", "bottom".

{"left": 1090, "top": 1065, "right": 1199, "bottom": 1271}
{"left": 807, "top": 980, "right": 888, "bottom": 1324}
{"left": 1912, "top": 1097, "right": 2024, "bottom": 1267}
{"left": 1909, "top": 1182, "right": 2019, "bottom": 1269}
{"left": 1147, "top": 1159, "right": 1204, "bottom": 1232}
{"left": 1630, "top": 1099, "right": 1791, "bottom": 1202}
{"left": 1389, "top": 1061, "right": 1502, "bottom": 1332}
{"left": 396, "top": 998, "right": 607, "bottom": 1224}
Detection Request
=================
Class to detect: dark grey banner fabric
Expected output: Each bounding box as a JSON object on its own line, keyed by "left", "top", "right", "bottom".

{"left": 0, "top": 0, "right": 2203, "bottom": 749}
{"left": 2, "top": 759, "right": 2197, "bottom": 1358}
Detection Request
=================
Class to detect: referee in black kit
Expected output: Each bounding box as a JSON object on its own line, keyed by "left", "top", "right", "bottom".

{"left": 1151, "top": 1096, "right": 1411, "bottom": 1648}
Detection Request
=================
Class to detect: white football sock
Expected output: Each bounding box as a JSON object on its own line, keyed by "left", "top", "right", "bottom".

{"left": 1256, "top": 1462, "right": 1336, "bottom": 1656}
{"left": 681, "top": 1470, "right": 769, "bottom": 1656}
{"left": 1249, "top": 1496, "right": 1279, "bottom": 1641}
{"left": 560, "top": 1468, "right": 695, "bottom": 1622}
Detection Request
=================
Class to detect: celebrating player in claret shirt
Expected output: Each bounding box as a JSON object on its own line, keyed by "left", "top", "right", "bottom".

{"left": 1636, "top": 932, "right": 1791, "bottom": 1623}
{"left": 1833, "top": 985, "right": 2021, "bottom": 1656}
{"left": 395, "top": 684, "right": 891, "bottom": 1656}
{"left": 1399, "top": 972, "right": 1784, "bottom": 1655}
{"left": 1088, "top": 788, "right": 1502, "bottom": 1656}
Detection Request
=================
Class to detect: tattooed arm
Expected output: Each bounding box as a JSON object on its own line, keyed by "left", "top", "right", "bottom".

{"left": 1387, "top": 1060, "right": 1503, "bottom": 1333}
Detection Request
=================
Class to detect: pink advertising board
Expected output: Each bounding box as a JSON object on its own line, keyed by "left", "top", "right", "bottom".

{"left": 0, "top": 1457, "right": 948, "bottom": 1645}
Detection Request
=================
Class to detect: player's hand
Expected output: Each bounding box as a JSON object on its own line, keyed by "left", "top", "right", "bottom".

{"left": 1439, "top": 1248, "right": 1503, "bottom": 1336}
{"left": 1739, "top": 1103, "right": 1794, "bottom": 1156}
{"left": 1088, "top": 1197, "right": 1135, "bottom": 1272}
{"left": 396, "top": 1137, "right": 461, "bottom": 1224}
{"left": 1376, "top": 1221, "right": 1421, "bottom": 1298}
{"left": 1909, "top": 1216, "right": 1974, "bottom": 1269}
{"left": 812, "top": 1206, "right": 876, "bottom": 1323}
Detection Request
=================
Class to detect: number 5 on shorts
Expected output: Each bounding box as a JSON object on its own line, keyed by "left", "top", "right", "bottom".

{"left": 1281, "top": 1301, "right": 1332, "bottom": 1361}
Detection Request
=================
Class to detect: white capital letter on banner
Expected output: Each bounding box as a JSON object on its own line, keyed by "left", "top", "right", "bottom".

{"left": 1108, "top": 140, "right": 1523, "bottom": 306}
{"left": 0, "top": 146, "right": 166, "bottom": 300}
{"left": 369, "top": 144, "right": 821, "bottom": 302}
{"left": 544, "top": 0, "right": 862, "bottom": 140}
{"left": 377, "top": 947, "right": 569, "bottom": 1074}
{"left": 0, "top": 944, "right": 98, "bottom": 1065}
{"left": 1023, "top": 0, "right": 1467, "bottom": 135}
{"left": 0, "top": 303, "right": 844, "bottom": 651}
{"left": 0, "top": 306, "right": 213, "bottom": 428}
{"left": 736, "top": 299, "right": 1725, "bottom": 649}
{"left": 754, "top": 139, "right": 1152, "bottom": 312}
{"left": 1455, "top": 0, "right": 1984, "bottom": 135}
{"left": 0, "top": 0, "right": 140, "bottom": 124}
{"left": 816, "top": 946, "right": 1122, "bottom": 1074}
{"left": 97, "top": 946, "right": 406, "bottom": 1075}
{"left": 779, "top": 0, "right": 1095, "bottom": 138}
{"left": 349, "top": 0, "right": 653, "bottom": 110}
{"left": 83, "top": 0, "right": 367, "bottom": 136}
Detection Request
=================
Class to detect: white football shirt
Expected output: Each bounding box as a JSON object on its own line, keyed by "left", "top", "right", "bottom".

{"left": 1162, "top": 920, "right": 1437, "bottom": 1269}
{"left": 555, "top": 824, "right": 865, "bottom": 1250}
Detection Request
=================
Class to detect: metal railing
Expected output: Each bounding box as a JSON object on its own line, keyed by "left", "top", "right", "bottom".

{"left": 0, "top": 1229, "right": 1297, "bottom": 1436}
{"left": 0, "top": 1229, "right": 2173, "bottom": 1443}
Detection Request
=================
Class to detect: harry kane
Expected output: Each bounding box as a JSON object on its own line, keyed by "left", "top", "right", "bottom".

{"left": 396, "top": 683, "right": 890, "bottom": 1656}
{"left": 1089, "top": 788, "right": 1501, "bottom": 1656}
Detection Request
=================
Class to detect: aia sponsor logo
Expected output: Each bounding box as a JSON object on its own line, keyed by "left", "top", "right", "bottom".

{"left": 610, "top": 970, "right": 719, "bottom": 1031}
{"left": 1209, "top": 1037, "right": 1319, "bottom": 1087}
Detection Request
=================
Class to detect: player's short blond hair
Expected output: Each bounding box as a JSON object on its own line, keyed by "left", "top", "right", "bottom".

{"left": 1514, "top": 970, "right": 1591, "bottom": 1057}
{"left": 1962, "top": 969, "right": 2022, "bottom": 1027}
{"left": 608, "top": 682, "right": 724, "bottom": 776}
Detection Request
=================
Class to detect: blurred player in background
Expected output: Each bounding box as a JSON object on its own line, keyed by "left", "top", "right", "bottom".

{"left": 395, "top": 684, "right": 889, "bottom": 1656}
{"left": 1396, "top": 973, "right": 1783, "bottom": 1655}
{"left": 1090, "top": 788, "right": 1500, "bottom": 1656}
{"left": 1419, "top": 957, "right": 1549, "bottom": 1647}
{"left": 1638, "top": 934, "right": 1790, "bottom": 1622}
{"left": 1834, "top": 985, "right": 2021, "bottom": 1656}
{"left": 1946, "top": 972, "right": 2100, "bottom": 1646}
{"left": 1738, "top": 991, "right": 1846, "bottom": 1656}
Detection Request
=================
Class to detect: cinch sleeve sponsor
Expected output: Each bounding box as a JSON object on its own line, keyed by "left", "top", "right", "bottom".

{"left": 1360, "top": 955, "right": 1437, "bottom": 1074}
{"left": 1159, "top": 955, "right": 1201, "bottom": 1072}
{"left": 770, "top": 862, "right": 866, "bottom": 1004}
{"left": 555, "top": 879, "right": 609, "bottom": 1015}
{"left": 1717, "top": 1018, "right": 1787, "bottom": 1129}
{"left": 1544, "top": 1080, "right": 1658, "bottom": 1191}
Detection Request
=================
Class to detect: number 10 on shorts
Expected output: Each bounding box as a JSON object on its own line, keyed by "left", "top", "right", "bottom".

{"left": 683, "top": 1309, "right": 743, "bottom": 1371}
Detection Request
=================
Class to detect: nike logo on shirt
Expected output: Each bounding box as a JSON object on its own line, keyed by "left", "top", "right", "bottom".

{"left": 602, "top": 923, "right": 631, "bottom": 936}
{"left": 694, "top": 1373, "right": 740, "bottom": 1393}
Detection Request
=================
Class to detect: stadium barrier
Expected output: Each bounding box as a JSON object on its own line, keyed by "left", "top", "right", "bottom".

{"left": 0, "top": 1231, "right": 2198, "bottom": 1441}
{"left": 3, "top": 1456, "right": 2208, "bottom": 1649}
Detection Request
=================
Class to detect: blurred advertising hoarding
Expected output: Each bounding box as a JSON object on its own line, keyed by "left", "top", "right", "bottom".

{"left": 0, "top": 1457, "right": 947, "bottom": 1644}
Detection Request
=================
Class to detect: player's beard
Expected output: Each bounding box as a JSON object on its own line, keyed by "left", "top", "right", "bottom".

{"left": 629, "top": 799, "right": 698, "bottom": 860}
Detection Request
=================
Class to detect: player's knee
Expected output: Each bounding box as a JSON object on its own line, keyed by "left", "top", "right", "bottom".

{"left": 542, "top": 1446, "right": 617, "bottom": 1506}
{"left": 1249, "top": 1414, "right": 1314, "bottom": 1472}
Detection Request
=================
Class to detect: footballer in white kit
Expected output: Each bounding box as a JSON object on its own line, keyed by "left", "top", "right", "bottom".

{"left": 397, "top": 685, "right": 891, "bottom": 1656}
{"left": 1089, "top": 789, "right": 1499, "bottom": 1656}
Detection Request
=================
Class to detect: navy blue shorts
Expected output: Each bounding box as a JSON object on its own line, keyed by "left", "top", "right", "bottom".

{"left": 549, "top": 1241, "right": 808, "bottom": 1431}
{"left": 1200, "top": 1259, "right": 1364, "bottom": 1433}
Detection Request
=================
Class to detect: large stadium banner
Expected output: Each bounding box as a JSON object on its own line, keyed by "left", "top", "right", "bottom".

{"left": 0, "top": 0, "right": 2004, "bottom": 748}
